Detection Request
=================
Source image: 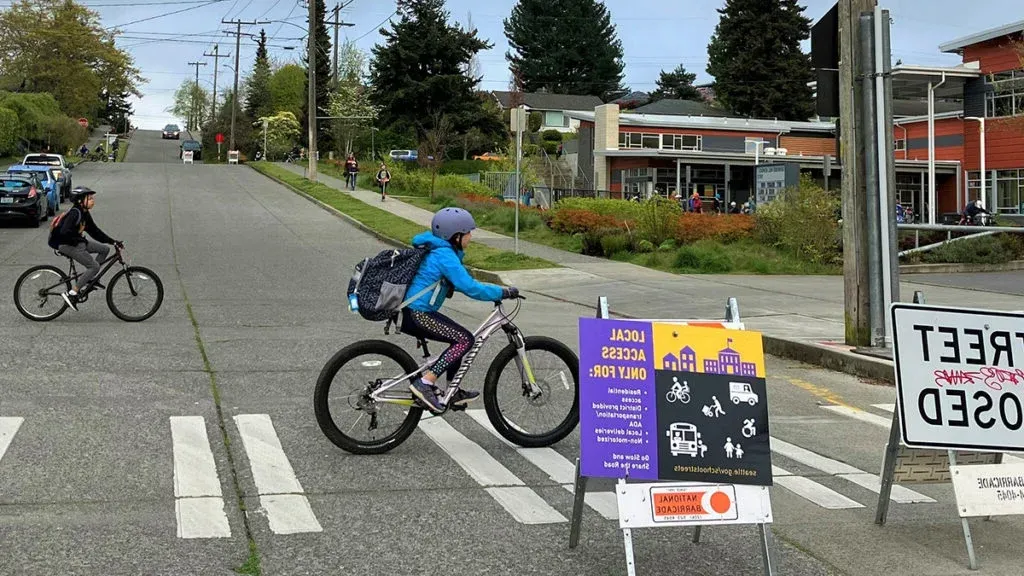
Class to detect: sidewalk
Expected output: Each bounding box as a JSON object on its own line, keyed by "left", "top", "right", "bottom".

{"left": 275, "top": 162, "right": 1024, "bottom": 377}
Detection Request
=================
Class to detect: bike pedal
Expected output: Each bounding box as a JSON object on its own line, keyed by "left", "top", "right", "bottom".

{"left": 449, "top": 403, "right": 467, "bottom": 412}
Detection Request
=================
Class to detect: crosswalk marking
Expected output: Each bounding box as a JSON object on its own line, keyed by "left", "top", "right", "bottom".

{"left": 233, "top": 414, "right": 322, "bottom": 534}
{"left": 863, "top": 403, "right": 1024, "bottom": 464}
{"left": 170, "top": 416, "right": 231, "bottom": 538}
{"left": 0, "top": 417, "right": 23, "bottom": 465}
{"left": 820, "top": 405, "right": 893, "bottom": 428}
{"left": 417, "top": 415, "right": 567, "bottom": 524}
{"left": 465, "top": 410, "right": 618, "bottom": 520}
{"left": 771, "top": 436, "right": 935, "bottom": 503}
{"left": 771, "top": 464, "right": 864, "bottom": 509}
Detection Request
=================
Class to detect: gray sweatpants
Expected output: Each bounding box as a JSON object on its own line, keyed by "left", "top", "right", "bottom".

{"left": 58, "top": 240, "right": 110, "bottom": 290}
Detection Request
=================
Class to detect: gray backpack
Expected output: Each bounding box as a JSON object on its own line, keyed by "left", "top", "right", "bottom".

{"left": 347, "top": 247, "right": 439, "bottom": 322}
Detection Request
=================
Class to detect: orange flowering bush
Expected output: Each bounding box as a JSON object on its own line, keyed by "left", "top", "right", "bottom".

{"left": 550, "top": 209, "right": 624, "bottom": 235}
{"left": 673, "top": 213, "right": 755, "bottom": 244}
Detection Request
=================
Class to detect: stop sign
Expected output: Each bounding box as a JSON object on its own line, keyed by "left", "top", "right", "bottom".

{"left": 215, "top": 133, "right": 224, "bottom": 143}
{"left": 77, "top": 118, "right": 88, "bottom": 128}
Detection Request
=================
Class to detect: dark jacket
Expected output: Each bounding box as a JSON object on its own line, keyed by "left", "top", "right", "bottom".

{"left": 49, "top": 206, "right": 115, "bottom": 249}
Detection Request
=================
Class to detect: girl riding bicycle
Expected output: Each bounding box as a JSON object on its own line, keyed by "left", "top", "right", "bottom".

{"left": 403, "top": 207, "right": 519, "bottom": 413}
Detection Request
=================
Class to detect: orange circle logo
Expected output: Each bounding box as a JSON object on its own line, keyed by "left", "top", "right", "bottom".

{"left": 709, "top": 490, "right": 732, "bottom": 514}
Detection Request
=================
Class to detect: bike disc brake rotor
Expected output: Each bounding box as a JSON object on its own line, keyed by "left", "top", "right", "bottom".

{"left": 521, "top": 378, "right": 551, "bottom": 406}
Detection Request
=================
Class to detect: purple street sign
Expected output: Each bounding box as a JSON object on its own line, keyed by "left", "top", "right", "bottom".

{"left": 579, "top": 317, "right": 659, "bottom": 480}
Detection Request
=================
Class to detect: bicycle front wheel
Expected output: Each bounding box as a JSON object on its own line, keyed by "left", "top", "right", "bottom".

{"left": 314, "top": 340, "right": 424, "bottom": 455}
{"left": 106, "top": 266, "right": 164, "bottom": 322}
{"left": 483, "top": 336, "right": 579, "bottom": 448}
{"left": 13, "top": 265, "right": 70, "bottom": 322}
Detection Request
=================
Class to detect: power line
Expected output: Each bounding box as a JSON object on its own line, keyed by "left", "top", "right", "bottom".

{"left": 104, "top": 0, "right": 230, "bottom": 30}
{"left": 350, "top": 9, "right": 395, "bottom": 42}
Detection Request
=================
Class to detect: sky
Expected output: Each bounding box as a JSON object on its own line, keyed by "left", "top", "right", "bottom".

{"left": 68, "top": 0, "right": 1022, "bottom": 129}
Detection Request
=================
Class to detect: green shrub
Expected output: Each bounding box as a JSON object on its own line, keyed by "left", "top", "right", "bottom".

{"left": 541, "top": 129, "right": 563, "bottom": 142}
{"left": 637, "top": 239, "right": 656, "bottom": 253}
{"left": 754, "top": 174, "right": 841, "bottom": 264}
{"left": 440, "top": 159, "right": 489, "bottom": 175}
{"left": 919, "top": 234, "right": 1024, "bottom": 264}
{"left": 554, "top": 197, "right": 642, "bottom": 221}
{"left": 0, "top": 107, "right": 17, "bottom": 156}
{"left": 529, "top": 111, "right": 543, "bottom": 132}
{"left": 600, "top": 233, "right": 633, "bottom": 257}
{"left": 348, "top": 160, "right": 495, "bottom": 198}
{"left": 523, "top": 143, "right": 539, "bottom": 156}
{"left": 482, "top": 206, "right": 545, "bottom": 234}
{"left": 541, "top": 140, "right": 559, "bottom": 155}
{"left": 674, "top": 242, "right": 733, "bottom": 273}
{"left": 659, "top": 239, "right": 677, "bottom": 251}
{"left": 636, "top": 196, "right": 682, "bottom": 246}
{"left": 580, "top": 227, "right": 619, "bottom": 256}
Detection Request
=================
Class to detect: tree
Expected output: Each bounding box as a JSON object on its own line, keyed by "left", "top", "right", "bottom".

{"left": 301, "top": 0, "right": 334, "bottom": 152}
{"left": 650, "top": 65, "right": 702, "bottom": 102}
{"left": 0, "top": 0, "right": 143, "bottom": 119}
{"left": 103, "top": 89, "right": 134, "bottom": 134}
{"left": 464, "top": 11, "right": 483, "bottom": 80}
{"left": 417, "top": 112, "right": 454, "bottom": 200}
{"left": 168, "top": 79, "right": 209, "bottom": 131}
{"left": 245, "top": 29, "right": 273, "bottom": 120}
{"left": 270, "top": 64, "right": 306, "bottom": 120}
{"left": 328, "top": 42, "right": 377, "bottom": 156}
{"left": 369, "top": 0, "right": 506, "bottom": 143}
{"left": 256, "top": 111, "right": 301, "bottom": 159}
{"left": 504, "top": 0, "right": 624, "bottom": 99}
{"left": 202, "top": 89, "right": 253, "bottom": 160}
{"left": 706, "top": 0, "right": 815, "bottom": 120}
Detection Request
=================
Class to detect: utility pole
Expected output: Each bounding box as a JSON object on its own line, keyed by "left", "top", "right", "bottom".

{"left": 838, "top": 0, "right": 877, "bottom": 347}
{"left": 187, "top": 61, "right": 206, "bottom": 131}
{"left": 307, "top": 0, "right": 318, "bottom": 181}
{"left": 203, "top": 44, "right": 231, "bottom": 123}
{"left": 223, "top": 18, "right": 271, "bottom": 151}
{"left": 326, "top": 2, "right": 354, "bottom": 88}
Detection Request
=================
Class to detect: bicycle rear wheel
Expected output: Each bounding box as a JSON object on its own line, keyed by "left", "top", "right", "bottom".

{"left": 13, "top": 265, "right": 70, "bottom": 322}
{"left": 483, "top": 336, "right": 580, "bottom": 448}
{"left": 106, "top": 266, "right": 163, "bottom": 322}
{"left": 314, "top": 340, "right": 424, "bottom": 455}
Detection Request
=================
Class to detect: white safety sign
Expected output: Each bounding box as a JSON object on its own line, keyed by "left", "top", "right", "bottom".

{"left": 951, "top": 463, "right": 1024, "bottom": 517}
{"left": 891, "top": 304, "right": 1024, "bottom": 452}
{"left": 615, "top": 482, "right": 772, "bottom": 529}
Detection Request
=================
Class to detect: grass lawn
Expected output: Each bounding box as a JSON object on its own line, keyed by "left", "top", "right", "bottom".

{"left": 250, "top": 162, "right": 557, "bottom": 273}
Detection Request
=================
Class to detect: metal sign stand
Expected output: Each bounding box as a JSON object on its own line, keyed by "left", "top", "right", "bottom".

{"left": 568, "top": 296, "right": 779, "bottom": 576}
{"left": 874, "top": 290, "right": 1001, "bottom": 570}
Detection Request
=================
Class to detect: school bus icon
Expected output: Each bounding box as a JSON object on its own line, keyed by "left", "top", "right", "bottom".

{"left": 666, "top": 422, "right": 702, "bottom": 457}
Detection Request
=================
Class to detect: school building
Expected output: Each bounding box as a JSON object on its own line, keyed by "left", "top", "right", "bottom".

{"left": 567, "top": 19, "right": 1024, "bottom": 223}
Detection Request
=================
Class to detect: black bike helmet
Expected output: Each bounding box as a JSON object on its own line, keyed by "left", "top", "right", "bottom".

{"left": 69, "top": 186, "right": 96, "bottom": 203}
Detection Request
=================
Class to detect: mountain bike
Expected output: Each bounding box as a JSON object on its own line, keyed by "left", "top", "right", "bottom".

{"left": 314, "top": 297, "right": 580, "bottom": 455}
{"left": 13, "top": 243, "right": 164, "bottom": 322}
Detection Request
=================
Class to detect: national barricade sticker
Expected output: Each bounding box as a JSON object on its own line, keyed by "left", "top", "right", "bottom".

{"left": 649, "top": 484, "right": 738, "bottom": 522}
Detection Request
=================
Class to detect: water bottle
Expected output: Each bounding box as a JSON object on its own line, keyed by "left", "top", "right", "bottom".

{"left": 348, "top": 293, "right": 359, "bottom": 313}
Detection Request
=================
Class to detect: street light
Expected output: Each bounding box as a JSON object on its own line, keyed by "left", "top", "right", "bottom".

{"left": 965, "top": 116, "right": 986, "bottom": 212}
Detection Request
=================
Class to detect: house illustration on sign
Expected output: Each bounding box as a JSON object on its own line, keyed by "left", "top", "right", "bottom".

{"left": 704, "top": 338, "right": 757, "bottom": 376}
{"left": 662, "top": 346, "right": 697, "bottom": 372}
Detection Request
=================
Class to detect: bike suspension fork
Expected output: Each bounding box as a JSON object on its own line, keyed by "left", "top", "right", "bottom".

{"left": 509, "top": 331, "right": 542, "bottom": 397}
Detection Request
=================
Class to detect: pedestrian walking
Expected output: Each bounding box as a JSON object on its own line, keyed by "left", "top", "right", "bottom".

{"left": 376, "top": 162, "right": 391, "bottom": 202}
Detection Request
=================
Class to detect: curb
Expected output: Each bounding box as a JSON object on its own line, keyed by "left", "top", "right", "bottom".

{"left": 761, "top": 336, "right": 894, "bottom": 384}
{"left": 899, "top": 260, "right": 1024, "bottom": 274}
{"left": 251, "top": 165, "right": 505, "bottom": 286}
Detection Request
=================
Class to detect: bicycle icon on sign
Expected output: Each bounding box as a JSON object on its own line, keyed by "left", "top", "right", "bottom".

{"left": 666, "top": 377, "right": 691, "bottom": 404}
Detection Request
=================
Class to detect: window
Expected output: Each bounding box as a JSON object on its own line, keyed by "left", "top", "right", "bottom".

{"left": 744, "top": 138, "right": 767, "bottom": 154}
{"left": 965, "top": 170, "right": 1023, "bottom": 214}
{"left": 985, "top": 70, "right": 1024, "bottom": 118}
{"left": 642, "top": 134, "right": 660, "bottom": 149}
{"left": 894, "top": 139, "right": 906, "bottom": 151}
{"left": 544, "top": 111, "right": 567, "bottom": 128}
{"left": 662, "top": 134, "right": 702, "bottom": 151}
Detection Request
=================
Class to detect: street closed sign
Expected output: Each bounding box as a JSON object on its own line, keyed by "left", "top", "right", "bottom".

{"left": 892, "top": 304, "right": 1024, "bottom": 452}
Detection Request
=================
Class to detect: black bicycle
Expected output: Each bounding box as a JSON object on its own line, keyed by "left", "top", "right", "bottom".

{"left": 13, "top": 243, "right": 164, "bottom": 322}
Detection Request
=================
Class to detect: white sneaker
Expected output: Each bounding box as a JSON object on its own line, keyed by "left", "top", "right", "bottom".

{"left": 61, "top": 292, "right": 79, "bottom": 311}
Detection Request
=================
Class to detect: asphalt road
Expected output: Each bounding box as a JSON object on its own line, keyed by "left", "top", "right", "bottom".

{"left": 2, "top": 131, "right": 1022, "bottom": 575}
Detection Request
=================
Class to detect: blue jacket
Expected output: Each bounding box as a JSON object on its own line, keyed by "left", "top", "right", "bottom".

{"left": 405, "top": 231, "right": 503, "bottom": 312}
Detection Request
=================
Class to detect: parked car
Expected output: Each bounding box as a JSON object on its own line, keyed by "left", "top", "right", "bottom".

{"left": 388, "top": 149, "right": 418, "bottom": 162}
{"left": 6, "top": 164, "right": 60, "bottom": 216}
{"left": 162, "top": 124, "right": 181, "bottom": 139}
{"left": 179, "top": 139, "right": 202, "bottom": 160}
{"left": 21, "top": 153, "right": 73, "bottom": 200}
{"left": 0, "top": 174, "right": 49, "bottom": 227}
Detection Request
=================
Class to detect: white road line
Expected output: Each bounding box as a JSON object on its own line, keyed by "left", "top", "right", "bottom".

{"left": 169, "top": 417, "right": 231, "bottom": 539}
{"left": 771, "top": 465, "right": 864, "bottom": 509}
{"left": 233, "top": 414, "right": 322, "bottom": 534}
{"left": 868, "top": 404, "right": 1024, "bottom": 464}
{"left": 820, "top": 405, "right": 893, "bottom": 428}
{"left": 417, "top": 415, "right": 566, "bottom": 524}
{"left": 771, "top": 437, "right": 934, "bottom": 503}
{"left": 465, "top": 410, "right": 618, "bottom": 520}
{"left": 0, "top": 417, "right": 24, "bottom": 465}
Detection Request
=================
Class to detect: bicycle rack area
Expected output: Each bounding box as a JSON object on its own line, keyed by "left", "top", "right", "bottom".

{"left": 568, "top": 295, "right": 779, "bottom": 576}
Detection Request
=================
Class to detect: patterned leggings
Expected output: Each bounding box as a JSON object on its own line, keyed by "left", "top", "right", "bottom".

{"left": 401, "top": 309, "right": 474, "bottom": 379}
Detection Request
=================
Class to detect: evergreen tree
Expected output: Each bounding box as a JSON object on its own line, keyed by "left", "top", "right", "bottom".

{"left": 300, "top": 0, "right": 333, "bottom": 151}
{"left": 245, "top": 29, "right": 273, "bottom": 120}
{"left": 504, "top": 0, "right": 624, "bottom": 99}
{"left": 706, "top": 0, "right": 815, "bottom": 120}
{"left": 650, "top": 65, "right": 702, "bottom": 102}
{"left": 369, "top": 0, "right": 506, "bottom": 143}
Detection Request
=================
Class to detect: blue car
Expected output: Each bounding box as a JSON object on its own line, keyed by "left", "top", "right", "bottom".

{"left": 7, "top": 164, "right": 60, "bottom": 216}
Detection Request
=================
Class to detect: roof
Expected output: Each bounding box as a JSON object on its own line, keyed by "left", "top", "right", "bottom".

{"left": 893, "top": 99, "right": 963, "bottom": 117}
{"left": 939, "top": 19, "right": 1024, "bottom": 53}
{"left": 631, "top": 99, "right": 729, "bottom": 117}
{"left": 890, "top": 64, "right": 982, "bottom": 99}
{"left": 568, "top": 110, "right": 836, "bottom": 134}
{"left": 490, "top": 91, "right": 604, "bottom": 112}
